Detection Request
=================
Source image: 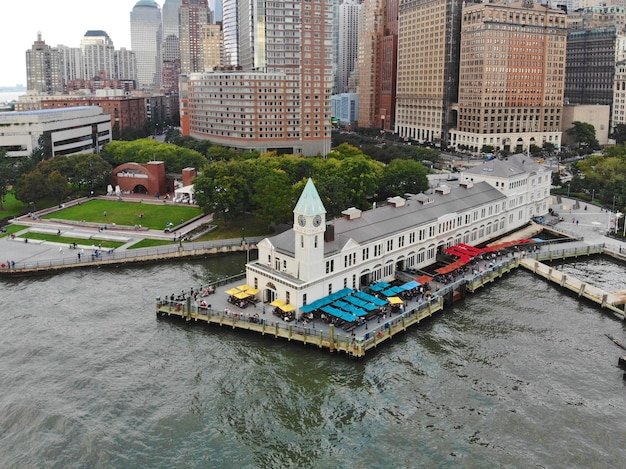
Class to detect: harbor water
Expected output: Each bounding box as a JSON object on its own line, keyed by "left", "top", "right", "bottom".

{"left": 1, "top": 253, "right": 625, "bottom": 468}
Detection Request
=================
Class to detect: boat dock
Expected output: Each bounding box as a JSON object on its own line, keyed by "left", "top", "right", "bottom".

{"left": 156, "top": 293, "right": 445, "bottom": 358}
{"left": 156, "top": 242, "right": 625, "bottom": 357}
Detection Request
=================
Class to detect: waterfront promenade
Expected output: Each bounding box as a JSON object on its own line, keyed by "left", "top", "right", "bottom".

{"left": 1, "top": 195, "right": 622, "bottom": 272}
{"left": 0, "top": 195, "right": 262, "bottom": 274}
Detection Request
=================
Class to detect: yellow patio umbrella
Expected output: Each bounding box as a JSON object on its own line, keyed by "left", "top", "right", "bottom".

{"left": 279, "top": 303, "right": 296, "bottom": 312}
{"left": 387, "top": 296, "right": 404, "bottom": 305}
{"left": 237, "top": 284, "right": 252, "bottom": 291}
{"left": 246, "top": 288, "right": 260, "bottom": 295}
{"left": 225, "top": 288, "right": 241, "bottom": 295}
{"left": 270, "top": 299, "right": 286, "bottom": 307}
{"left": 234, "top": 291, "right": 250, "bottom": 299}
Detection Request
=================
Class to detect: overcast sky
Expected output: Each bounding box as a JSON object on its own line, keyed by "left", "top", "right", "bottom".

{"left": 1, "top": 0, "right": 137, "bottom": 87}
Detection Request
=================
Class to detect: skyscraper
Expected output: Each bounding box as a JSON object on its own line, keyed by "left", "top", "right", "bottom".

{"left": 26, "top": 32, "right": 63, "bottom": 94}
{"left": 221, "top": 0, "right": 238, "bottom": 66}
{"left": 202, "top": 24, "right": 223, "bottom": 70}
{"left": 130, "top": 0, "right": 163, "bottom": 90}
{"left": 356, "top": 0, "right": 398, "bottom": 130}
{"left": 181, "top": 0, "right": 334, "bottom": 156}
{"left": 80, "top": 30, "right": 116, "bottom": 80}
{"left": 450, "top": 1, "right": 567, "bottom": 153}
{"left": 394, "top": 0, "right": 462, "bottom": 146}
{"left": 56, "top": 45, "right": 83, "bottom": 85}
{"left": 116, "top": 48, "right": 138, "bottom": 83}
{"left": 336, "top": 0, "right": 361, "bottom": 94}
{"left": 162, "top": 0, "right": 182, "bottom": 92}
{"left": 179, "top": 0, "right": 212, "bottom": 74}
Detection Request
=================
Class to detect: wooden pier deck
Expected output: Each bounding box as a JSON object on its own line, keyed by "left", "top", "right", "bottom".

{"left": 155, "top": 242, "right": 625, "bottom": 358}
{"left": 519, "top": 257, "right": 626, "bottom": 319}
{"left": 156, "top": 296, "right": 445, "bottom": 358}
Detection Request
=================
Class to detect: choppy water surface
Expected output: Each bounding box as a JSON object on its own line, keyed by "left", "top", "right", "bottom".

{"left": 1, "top": 255, "right": 625, "bottom": 468}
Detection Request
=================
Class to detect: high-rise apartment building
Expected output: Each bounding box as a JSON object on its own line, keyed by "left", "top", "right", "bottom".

{"left": 336, "top": 0, "right": 361, "bottom": 94}
{"left": 26, "top": 32, "right": 63, "bottom": 94}
{"left": 567, "top": 5, "right": 626, "bottom": 31}
{"left": 181, "top": 0, "right": 333, "bottom": 156}
{"left": 130, "top": 0, "right": 163, "bottom": 90}
{"left": 450, "top": 1, "right": 567, "bottom": 153}
{"left": 565, "top": 28, "right": 626, "bottom": 106}
{"left": 116, "top": 48, "right": 138, "bottom": 84}
{"left": 612, "top": 59, "right": 626, "bottom": 131}
{"left": 179, "top": 0, "right": 212, "bottom": 74}
{"left": 222, "top": 0, "right": 238, "bottom": 66}
{"left": 162, "top": 0, "right": 182, "bottom": 92}
{"left": 80, "top": 31, "right": 116, "bottom": 80}
{"left": 394, "top": 0, "right": 462, "bottom": 146}
{"left": 357, "top": 0, "right": 384, "bottom": 129}
{"left": 379, "top": 0, "right": 398, "bottom": 132}
{"left": 202, "top": 24, "right": 223, "bottom": 70}
{"left": 57, "top": 45, "right": 83, "bottom": 85}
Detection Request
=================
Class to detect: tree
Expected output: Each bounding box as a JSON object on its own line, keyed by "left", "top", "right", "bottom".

{"left": 71, "top": 154, "right": 112, "bottom": 192}
{"left": 46, "top": 171, "right": 70, "bottom": 204}
{"left": 0, "top": 149, "right": 16, "bottom": 210}
{"left": 529, "top": 144, "right": 543, "bottom": 155}
{"left": 193, "top": 161, "right": 257, "bottom": 222}
{"left": 567, "top": 121, "right": 599, "bottom": 152}
{"left": 15, "top": 171, "right": 47, "bottom": 207}
{"left": 543, "top": 142, "right": 556, "bottom": 155}
{"left": 100, "top": 139, "right": 206, "bottom": 173}
{"left": 611, "top": 124, "right": 626, "bottom": 145}
{"left": 379, "top": 159, "right": 429, "bottom": 199}
{"left": 481, "top": 144, "right": 495, "bottom": 154}
{"left": 252, "top": 169, "right": 294, "bottom": 226}
{"left": 333, "top": 154, "right": 384, "bottom": 209}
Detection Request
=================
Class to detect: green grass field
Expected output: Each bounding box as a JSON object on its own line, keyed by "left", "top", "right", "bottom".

{"left": 19, "top": 232, "right": 125, "bottom": 249}
{"left": 43, "top": 200, "right": 203, "bottom": 230}
{"left": 0, "top": 193, "right": 26, "bottom": 219}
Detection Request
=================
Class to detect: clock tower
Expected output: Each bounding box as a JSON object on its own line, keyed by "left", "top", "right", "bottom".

{"left": 293, "top": 179, "right": 326, "bottom": 281}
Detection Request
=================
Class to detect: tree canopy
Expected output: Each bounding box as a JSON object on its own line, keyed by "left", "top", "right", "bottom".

{"left": 191, "top": 145, "right": 432, "bottom": 226}
{"left": 14, "top": 153, "right": 112, "bottom": 207}
{"left": 567, "top": 121, "right": 599, "bottom": 151}
{"left": 0, "top": 149, "right": 16, "bottom": 210}
{"left": 100, "top": 139, "right": 206, "bottom": 173}
{"left": 571, "top": 147, "right": 626, "bottom": 210}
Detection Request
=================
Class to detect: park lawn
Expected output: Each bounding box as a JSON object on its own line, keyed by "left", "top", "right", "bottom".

{"left": 0, "top": 224, "right": 28, "bottom": 238}
{"left": 127, "top": 238, "right": 175, "bottom": 249}
{"left": 193, "top": 214, "right": 273, "bottom": 241}
{"left": 43, "top": 199, "right": 203, "bottom": 230}
{"left": 19, "top": 232, "right": 125, "bottom": 249}
{"left": 0, "top": 193, "right": 27, "bottom": 219}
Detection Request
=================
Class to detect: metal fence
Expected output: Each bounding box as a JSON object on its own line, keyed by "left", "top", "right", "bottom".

{"left": 2, "top": 236, "right": 264, "bottom": 272}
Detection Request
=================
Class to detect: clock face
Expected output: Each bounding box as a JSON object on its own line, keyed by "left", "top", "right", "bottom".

{"left": 298, "top": 215, "right": 306, "bottom": 227}
{"left": 313, "top": 215, "right": 322, "bottom": 227}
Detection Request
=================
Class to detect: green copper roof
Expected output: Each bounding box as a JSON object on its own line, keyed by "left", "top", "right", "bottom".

{"left": 134, "top": 0, "right": 159, "bottom": 7}
{"left": 293, "top": 179, "right": 326, "bottom": 216}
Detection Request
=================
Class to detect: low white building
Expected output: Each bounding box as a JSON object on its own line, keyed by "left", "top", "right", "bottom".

{"left": 245, "top": 154, "right": 552, "bottom": 316}
{"left": 0, "top": 106, "right": 111, "bottom": 158}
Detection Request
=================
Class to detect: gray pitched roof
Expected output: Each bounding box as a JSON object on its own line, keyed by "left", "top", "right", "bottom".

{"left": 464, "top": 153, "right": 541, "bottom": 179}
{"left": 272, "top": 181, "right": 506, "bottom": 258}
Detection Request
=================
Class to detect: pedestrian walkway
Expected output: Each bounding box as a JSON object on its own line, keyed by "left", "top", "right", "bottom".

{"left": 0, "top": 195, "right": 217, "bottom": 270}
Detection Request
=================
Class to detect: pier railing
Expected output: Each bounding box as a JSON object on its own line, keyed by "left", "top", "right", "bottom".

{"left": 156, "top": 295, "right": 446, "bottom": 357}
{"left": 525, "top": 243, "right": 605, "bottom": 262}
{"left": 1, "top": 236, "right": 263, "bottom": 273}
